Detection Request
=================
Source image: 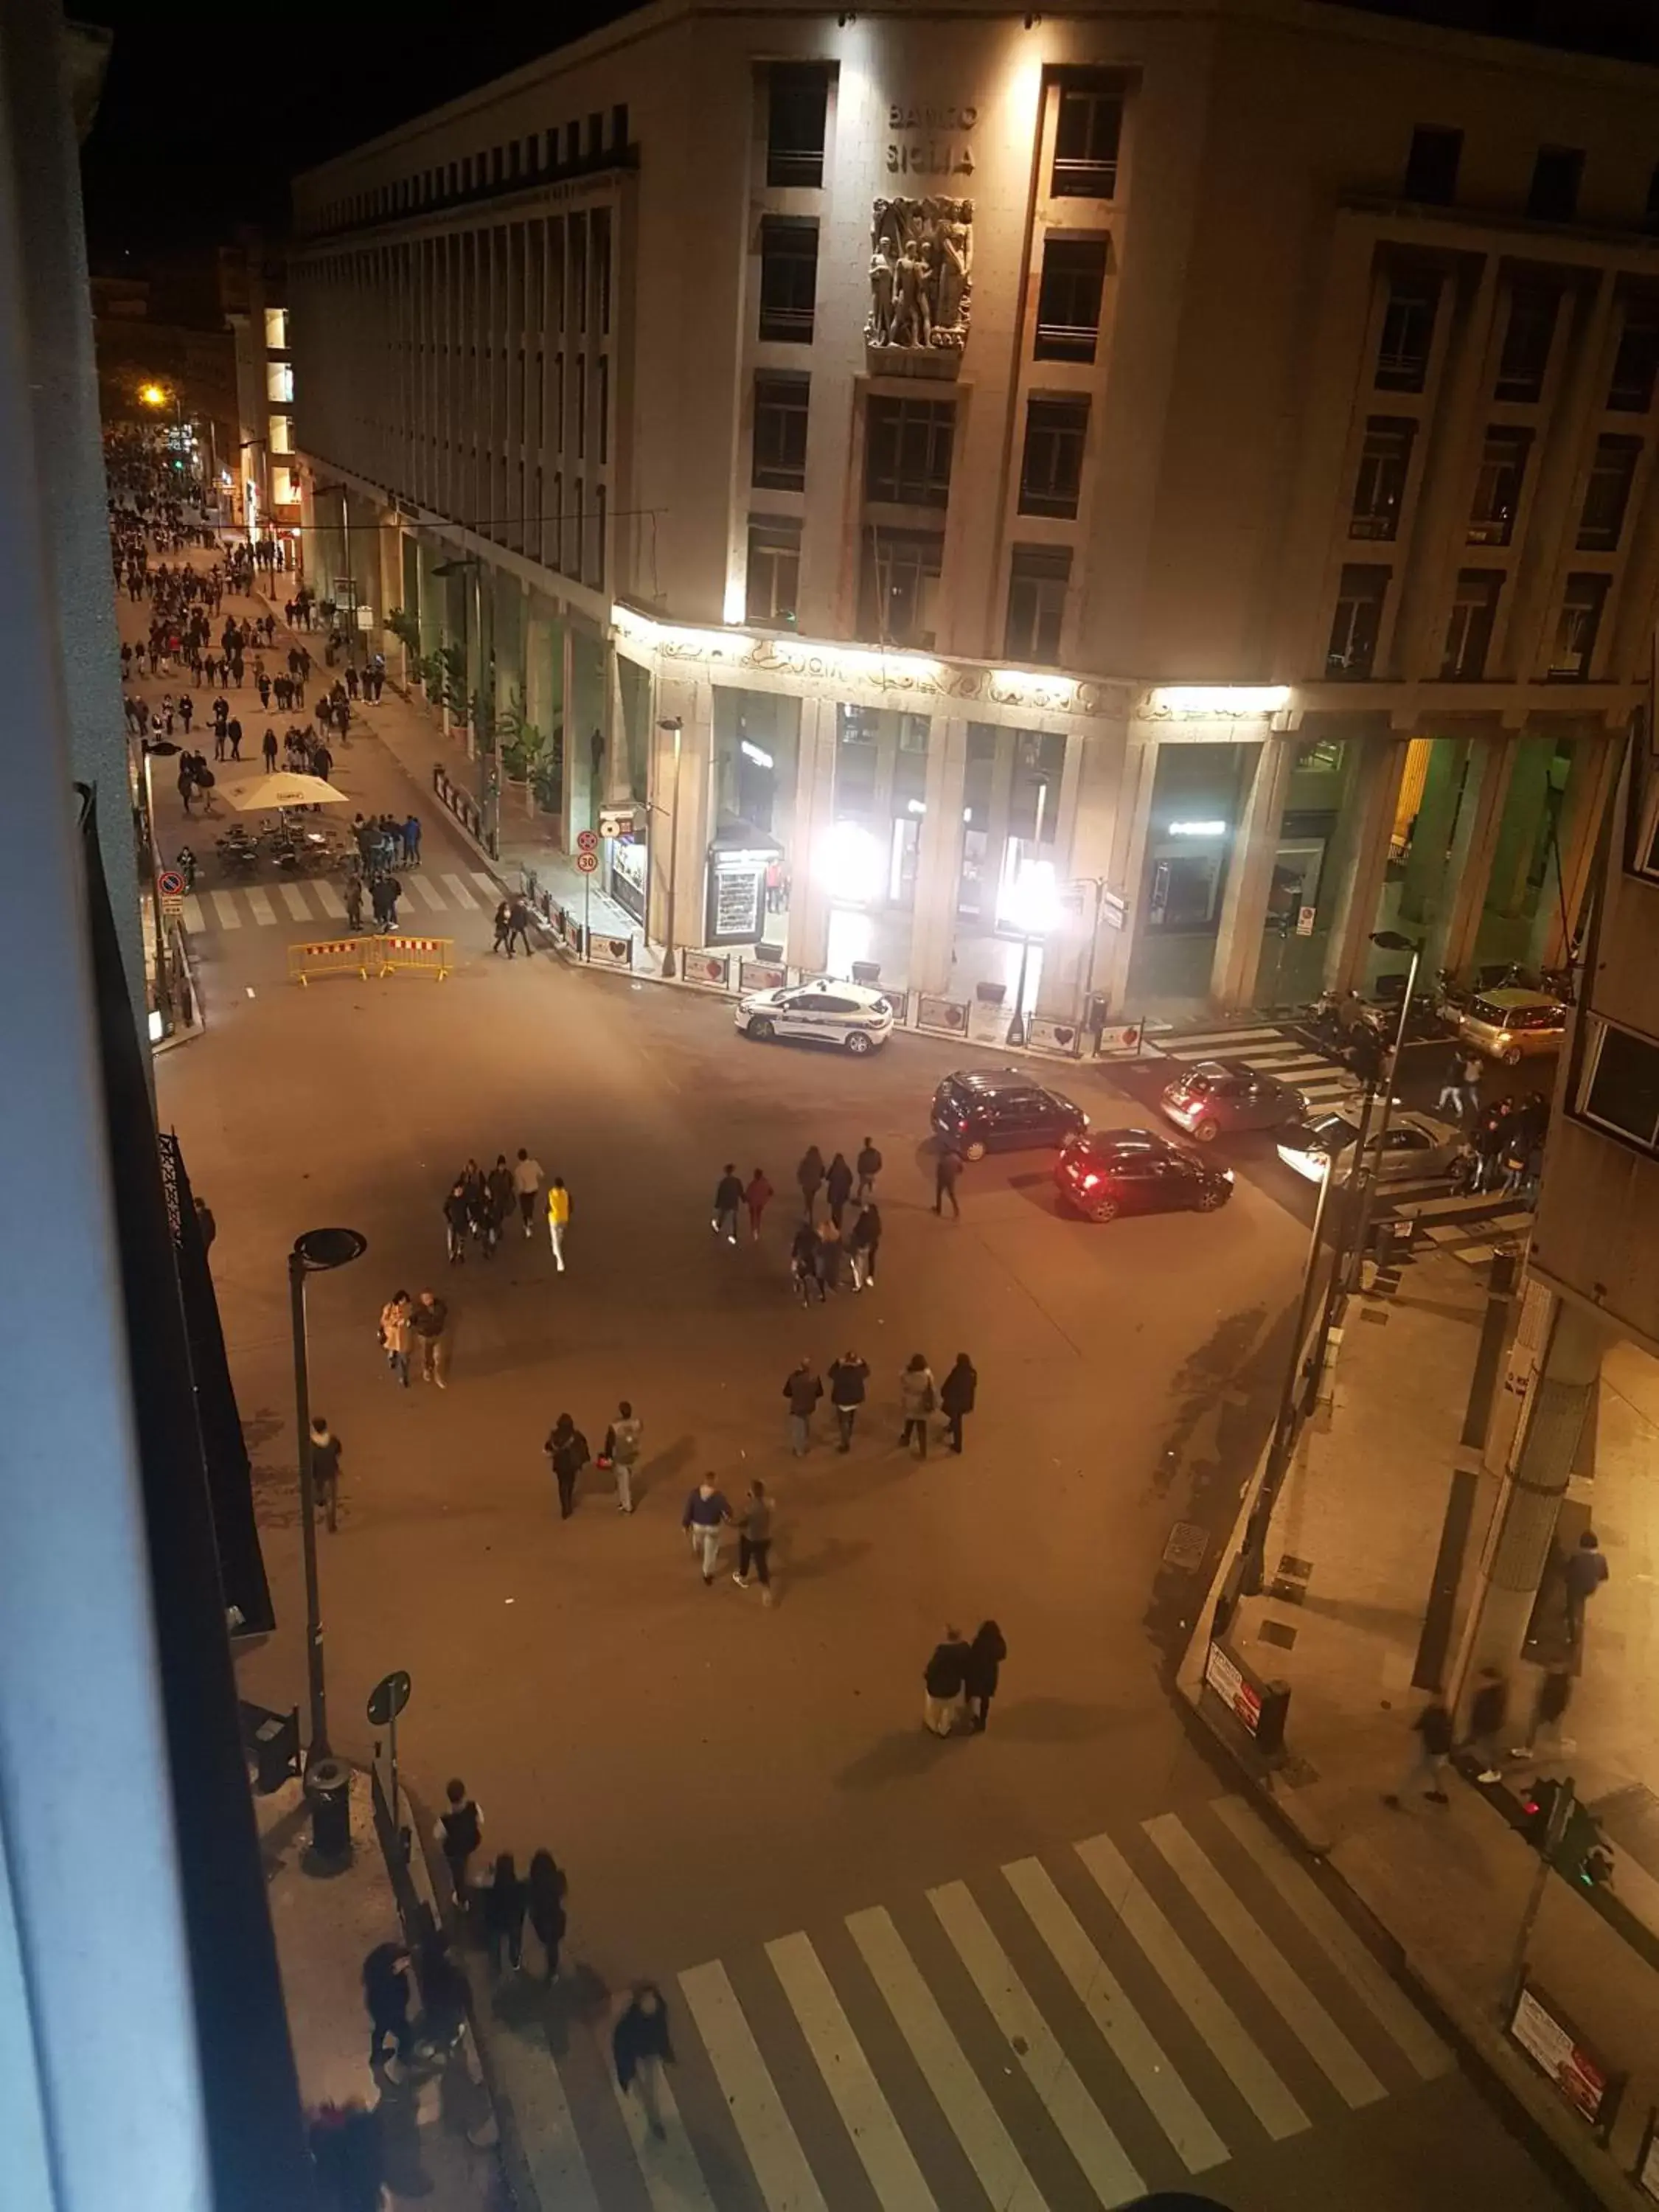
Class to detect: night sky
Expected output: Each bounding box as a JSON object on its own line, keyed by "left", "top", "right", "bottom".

{"left": 75, "top": 0, "right": 630, "bottom": 262}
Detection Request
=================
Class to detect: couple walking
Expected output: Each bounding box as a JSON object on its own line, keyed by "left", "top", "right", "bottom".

{"left": 682, "top": 1474, "right": 775, "bottom": 1601}
{"left": 923, "top": 1621, "right": 1006, "bottom": 1735}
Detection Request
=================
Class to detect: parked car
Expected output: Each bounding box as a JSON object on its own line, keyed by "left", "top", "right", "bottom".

{"left": 1276, "top": 1107, "right": 1463, "bottom": 1186}
{"left": 1160, "top": 1060, "right": 1309, "bottom": 1142}
{"left": 1455, "top": 988, "right": 1568, "bottom": 1065}
{"left": 735, "top": 978, "right": 894, "bottom": 1054}
{"left": 931, "top": 1068, "right": 1088, "bottom": 1160}
{"left": 1054, "top": 1129, "right": 1234, "bottom": 1223}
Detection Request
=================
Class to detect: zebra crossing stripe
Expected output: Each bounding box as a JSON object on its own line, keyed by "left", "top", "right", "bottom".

{"left": 410, "top": 872, "right": 447, "bottom": 911}
{"left": 470, "top": 869, "right": 501, "bottom": 900}
{"left": 1143, "top": 1815, "right": 1385, "bottom": 2110}
{"left": 678, "top": 1960, "right": 828, "bottom": 2212}
{"left": 313, "top": 880, "right": 347, "bottom": 919}
{"left": 607, "top": 2032, "right": 720, "bottom": 2212}
{"left": 181, "top": 894, "right": 204, "bottom": 933}
{"left": 521, "top": 2051, "right": 602, "bottom": 2212}
{"left": 1074, "top": 1832, "right": 1308, "bottom": 2141}
{"left": 209, "top": 890, "right": 241, "bottom": 928}
{"left": 766, "top": 1930, "right": 940, "bottom": 2212}
{"left": 846, "top": 1905, "right": 1048, "bottom": 2212}
{"left": 929, "top": 1880, "right": 1144, "bottom": 2208}
{"left": 1004, "top": 1857, "right": 1228, "bottom": 2174}
{"left": 246, "top": 887, "right": 278, "bottom": 926}
{"left": 279, "top": 882, "right": 310, "bottom": 919}
{"left": 1208, "top": 1797, "right": 1452, "bottom": 2080}
{"left": 442, "top": 872, "right": 479, "bottom": 909}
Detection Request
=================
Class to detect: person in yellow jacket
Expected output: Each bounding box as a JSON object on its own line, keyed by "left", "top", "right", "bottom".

{"left": 546, "top": 1177, "right": 572, "bottom": 1272}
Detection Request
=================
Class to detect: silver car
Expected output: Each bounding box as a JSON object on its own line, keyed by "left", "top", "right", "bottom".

{"left": 1277, "top": 1107, "right": 1463, "bottom": 1186}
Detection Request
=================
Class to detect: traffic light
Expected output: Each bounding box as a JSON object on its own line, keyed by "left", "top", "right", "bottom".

{"left": 1553, "top": 1800, "right": 1613, "bottom": 1890}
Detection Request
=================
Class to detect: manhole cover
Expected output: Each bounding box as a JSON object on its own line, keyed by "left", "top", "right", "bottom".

{"left": 1359, "top": 1307, "right": 1391, "bottom": 1326}
{"left": 1276, "top": 1555, "right": 1312, "bottom": 1581}
{"left": 1162, "top": 1521, "right": 1208, "bottom": 1572}
{"left": 1258, "top": 1619, "right": 1298, "bottom": 1649}
{"left": 1267, "top": 1578, "right": 1307, "bottom": 1606}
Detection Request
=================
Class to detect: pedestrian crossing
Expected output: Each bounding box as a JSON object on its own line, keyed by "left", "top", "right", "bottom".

{"left": 1162, "top": 1023, "right": 1360, "bottom": 1112}
{"left": 179, "top": 866, "right": 501, "bottom": 937}
{"left": 509, "top": 1794, "right": 1452, "bottom": 2212}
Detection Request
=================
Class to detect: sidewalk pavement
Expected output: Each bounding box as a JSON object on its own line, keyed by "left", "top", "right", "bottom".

{"left": 255, "top": 1767, "right": 509, "bottom": 2210}
{"left": 1178, "top": 1237, "right": 1659, "bottom": 2203}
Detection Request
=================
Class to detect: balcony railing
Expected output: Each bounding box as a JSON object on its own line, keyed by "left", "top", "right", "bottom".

{"left": 767, "top": 146, "right": 824, "bottom": 189}
{"left": 1051, "top": 156, "right": 1116, "bottom": 198}
{"left": 759, "top": 303, "right": 815, "bottom": 344}
{"left": 1034, "top": 318, "right": 1099, "bottom": 364}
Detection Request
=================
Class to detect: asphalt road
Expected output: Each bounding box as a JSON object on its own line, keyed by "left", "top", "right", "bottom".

{"left": 135, "top": 613, "right": 1581, "bottom": 2209}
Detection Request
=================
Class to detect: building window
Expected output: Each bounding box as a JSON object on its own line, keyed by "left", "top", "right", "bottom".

{"left": 859, "top": 527, "right": 943, "bottom": 647}
{"left": 1374, "top": 276, "right": 1439, "bottom": 392}
{"left": 1004, "top": 545, "right": 1071, "bottom": 664}
{"left": 758, "top": 216, "right": 818, "bottom": 343}
{"left": 576, "top": 358, "right": 586, "bottom": 459}
{"left": 1051, "top": 77, "right": 1121, "bottom": 199}
{"left": 1034, "top": 236, "right": 1107, "bottom": 363}
{"left": 1496, "top": 285, "right": 1558, "bottom": 403}
{"left": 865, "top": 397, "right": 954, "bottom": 507}
{"left": 1608, "top": 304, "right": 1659, "bottom": 413}
{"left": 1349, "top": 417, "right": 1416, "bottom": 540}
{"left": 767, "top": 63, "right": 829, "bottom": 188}
{"left": 753, "top": 372, "right": 809, "bottom": 491}
{"left": 271, "top": 465, "right": 296, "bottom": 506}
{"left": 612, "top": 103, "right": 629, "bottom": 151}
{"left": 597, "top": 356, "right": 609, "bottom": 463}
{"left": 1467, "top": 428, "right": 1531, "bottom": 546}
{"left": 264, "top": 307, "right": 288, "bottom": 350}
{"left": 268, "top": 413, "right": 292, "bottom": 456}
{"left": 1581, "top": 1021, "right": 1659, "bottom": 1151}
{"left": 1326, "top": 566, "right": 1388, "bottom": 678}
{"left": 588, "top": 483, "right": 606, "bottom": 590}
{"left": 1578, "top": 436, "right": 1641, "bottom": 551}
{"left": 1440, "top": 570, "right": 1503, "bottom": 680}
{"left": 1402, "top": 125, "right": 1462, "bottom": 205}
{"left": 746, "top": 518, "right": 801, "bottom": 626}
{"left": 267, "top": 361, "right": 294, "bottom": 403}
{"left": 552, "top": 471, "right": 563, "bottom": 569}
{"left": 1527, "top": 146, "right": 1585, "bottom": 223}
{"left": 1018, "top": 396, "right": 1089, "bottom": 518}
{"left": 1546, "top": 574, "right": 1609, "bottom": 680}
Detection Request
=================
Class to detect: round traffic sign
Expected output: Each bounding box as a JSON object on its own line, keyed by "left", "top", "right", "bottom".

{"left": 575, "top": 829, "right": 599, "bottom": 854}
{"left": 157, "top": 869, "right": 185, "bottom": 897}
{"left": 366, "top": 1669, "right": 411, "bottom": 1727}
{"left": 575, "top": 851, "right": 599, "bottom": 874}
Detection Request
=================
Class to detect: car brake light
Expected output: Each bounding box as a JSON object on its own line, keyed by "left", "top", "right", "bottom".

{"left": 1081, "top": 1173, "right": 1101, "bottom": 1189}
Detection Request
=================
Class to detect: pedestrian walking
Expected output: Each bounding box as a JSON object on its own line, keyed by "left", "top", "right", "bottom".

{"left": 482, "top": 1853, "right": 526, "bottom": 1978}
{"left": 1382, "top": 1697, "right": 1454, "bottom": 1807}
{"left": 682, "top": 1474, "right": 731, "bottom": 1583}
{"left": 899, "top": 1352, "right": 936, "bottom": 1455}
{"left": 411, "top": 1288, "right": 449, "bottom": 1387}
{"left": 1564, "top": 1528, "right": 1609, "bottom": 1645}
{"left": 262, "top": 726, "right": 278, "bottom": 771}
{"left": 790, "top": 1220, "right": 822, "bottom": 1304}
{"left": 378, "top": 1292, "right": 412, "bottom": 1387}
{"left": 443, "top": 1180, "right": 471, "bottom": 1265}
{"left": 782, "top": 1357, "right": 823, "bottom": 1455}
{"left": 546, "top": 1175, "right": 572, "bottom": 1271}
{"left": 825, "top": 1151, "right": 855, "bottom": 1228}
{"left": 545, "top": 1413, "right": 591, "bottom": 1520}
{"left": 796, "top": 1144, "right": 825, "bottom": 1222}
{"left": 934, "top": 1144, "right": 964, "bottom": 1217}
{"left": 492, "top": 900, "right": 513, "bottom": 956}
{"left": 1512, "top": 1666, "right": 1574, "bottom": 1761}
{"left": 192, "top": 1192, "right": 215, "bottom": 1250}
{"left": 226, "top": 717, "right": 243, "bottom": 760}
{"left": 923, "top": 1627, "right": 972, "bottom": 1736}
{"left": 712, "top": 1163, "right": 743, "bottom": 1245}
{"left": 939, "top": 1352, "right": 977, "bottom": 1455}
{"left": 310, "top": 1415, "right": 344, "bottom": 1533}
{"left": 603, "top": 1399, "right": 643, "bottom": 1513}
{"left": 828, "top": 1350, "right": 869, "bottom": 1451}
{"left": 613, "top": 1986, "right": 675, "bottom": 2141}
{"left": 341, "top": 869, "right": 365, "bottom": 932}
{"left": 403, "top": 813, "right": 422, "bottom": 865}
{"left": 362, "top": 1943, "right": 416, "bottom": 2069}
{"left": 815, "top": 1216, "right": 844, "bottom": 1296}
{"left": 744, "top": 1167, "right": 773, "bottom": 1241}
{"left": 965, "top": 1619, "right": 1006, "bottom": 1732}
{"left": 506, "top": 897, "right": 534, "bottom": 956}
{"left": 436, "top": 1779, "right": 484, "bottom": 1909}
{"left": 375, "top": 873, "right": 403, "bottom": 932}
{"left": 526, "top": 1851, "right": 568, "bottom": 1982}
{"left": 1466, "top": 1665, "right": 1509, "bottom": 1784}
{"left": 733, "top": 1479, "right": 775, "bottom": 1605}
{"left": 512, "top": 1147, "right": 544, "bottom": 1237}
{"left": 847, "top": 1201, "right": 882, "bottom": 1290}
{"left": 308, "top": 2098, "right": 386, "bottom": 2212}
{"left": 855, "top": 1136, "right": 883, "bottom": 1203}
{"left": 487, "top": 1155, "right": 515, "bottom": 1241}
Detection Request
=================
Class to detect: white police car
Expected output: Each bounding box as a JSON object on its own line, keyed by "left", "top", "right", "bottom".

{"left": 735, "top": 977, "right": 894, "bottom": 1056}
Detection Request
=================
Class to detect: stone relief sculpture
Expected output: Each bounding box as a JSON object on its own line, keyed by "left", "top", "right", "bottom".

{"left": 866, "top": 196, "right": 974, "bottom": 352}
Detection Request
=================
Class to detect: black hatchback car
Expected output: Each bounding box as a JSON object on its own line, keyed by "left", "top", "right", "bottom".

{"left": 931, "top": 1068, "right": 1088, "bottom": 1161}
{"left": 1055, "top": 1129, "right": 1234, "bottom": 1223}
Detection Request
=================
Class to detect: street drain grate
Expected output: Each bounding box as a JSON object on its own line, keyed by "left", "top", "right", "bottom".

{"left": 1162, "top": 1521, "right": 1208, "bottom": 1572}
{"left": 1359, "top": 1307, "right": 1391, "bottom": 1325}
{"left": 1276, "top": 1555, "right": 1312, "bottom": 1581}
{"left": 1257, "top": 1619, "right": 1298, "bottom": 1649}
{"left": 1267, "top": 1578, "right": 1307, "bottom": 1606}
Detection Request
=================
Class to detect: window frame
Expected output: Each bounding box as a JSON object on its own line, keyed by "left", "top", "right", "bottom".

{"left": 752, "top": 372, "right": 810, "bottom": 493}
{"left": 1578, "top": 1018, "right": 1659, "bottom": 1153}
{"left": 758, "top": 215, "right": 818, "bottom": 344}
{"left": 1004, "top": 543, "right": 1073, "bottom": 664}
{"left": 767, "top": 63, "right": 829, "bottom": 189}
{"left": 1467, "top": 426, "right": 1532, "bottom": 547}
{"left": 1402, "top": 125, "right": 1463, "bottom": 206}
{"left": 1577, "top": 435, "right": 1641, "bottom": 552}
{"left": 864, "top": 395, "right": 956, "bottom": 509}
{"left": 1374, "top": 277, "right": 1439, "bottom": 394}
{"left": 1051, "top": 77, "right": 1122, "bottom": 200}
{"left": 1326, "top": 564, "right": 1390, "bottom": 678}
{"left": 1034, "top": 235, "right": 1107, "bottom": 364}
{"left": 745, "top": 516, "right": 802, "bottom": 628}
{"left": 1018, "top": 395, "right": 1090, "bottom": 518}
{"left": 1440, "top": 568, "right": 1503, "bottom": 681}
{"left": 1349, "top": 416, "right": 1416, "bottom": 541}
{"left": 1545, "top": 574, "right": 1610, "bottom": 681}
{"left": 858, "top": 526, "right": 945, "bottom": 648}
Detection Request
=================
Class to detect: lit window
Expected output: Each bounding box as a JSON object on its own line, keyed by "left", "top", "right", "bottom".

{"left": 264, "top": 307, "right": 288, "bottom": 350}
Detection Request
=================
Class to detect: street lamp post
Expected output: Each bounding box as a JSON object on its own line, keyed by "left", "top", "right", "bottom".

{"left": 288, "top": 1227, "right": 368, "bottom": 1767}
{"left": 1343, "top": 930, "right": 1423, "bottom": 1296}
{"left": 658, "top": 715, "right": 684, "bottom": 978}
{"left": 138, "top": 736, "right": 180, "bottom": 1032}
{"left": 1238, "top": 1152, "right": 1335, "bottom": 1597}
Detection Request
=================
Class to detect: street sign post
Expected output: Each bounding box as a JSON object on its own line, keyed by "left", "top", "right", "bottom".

{"left": 366, "top": 1669, "right": 411, "bottom": 1834}
{"left": 599, "top": 805, "right": 636, "bottom": 841}
{"left": 576, "top": 828, "right": 599, "bottom": 855}
{"left": 574, "top": 851, "right": 599, "bottom": 874}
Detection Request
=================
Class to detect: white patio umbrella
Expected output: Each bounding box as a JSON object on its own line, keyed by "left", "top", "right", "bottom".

{"left": 215, "top": 772, "right": 350, "bottom": 811}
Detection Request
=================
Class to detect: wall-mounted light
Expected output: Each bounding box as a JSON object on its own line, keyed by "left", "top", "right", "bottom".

{"left": 1151, "top": 684, "right": 1291, "bottom": 717}
{"left": 1168, "top": 820, "right": 1227, "bottom": 838}
{"left": 740, "top": 740, "right": 773, "bottom": 769}
{"left": 906, "top": 799, "right": 926, "bottom": 815}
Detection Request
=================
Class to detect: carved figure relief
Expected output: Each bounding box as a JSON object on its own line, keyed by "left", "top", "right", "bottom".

{"left": 866, "top": 197, "right": 974, "bottom": 352}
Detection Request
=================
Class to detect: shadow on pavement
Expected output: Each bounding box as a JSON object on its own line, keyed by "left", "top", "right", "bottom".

{"left": 489, "top": 1956, "right": 611, "bottom": 2062}
{"left": 834, "top": 1728, "right": 961, "bottom": 1790}
{"left": 779, "top": 1534, "right": 872, "bottom": 1585}
{"left": 984, "top": 1696, "right": 1117, "bottom": 1744}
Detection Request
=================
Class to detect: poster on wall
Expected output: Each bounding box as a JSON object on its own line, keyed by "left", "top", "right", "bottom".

{"left": 609, "top": 835, "right": 647, "bottom": 923}
{"left": 704, "top": 849, "right": 770, "bottom": 947}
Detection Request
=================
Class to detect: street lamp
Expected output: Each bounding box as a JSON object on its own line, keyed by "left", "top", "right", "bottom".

{"left": 138, "top": 379, "right": 187, "bottom": 471}
{"left": 657, "top": 715, "right": 684, "bottom": 978}
{"left": 138, "top": 737, "right": 180, "bottom": 1033}
{"left": 1343, "top": 929, "right": 1423, "bottom": 1295}
{"left": 288, "top": 1227, "right": 368, "bottom": 1767}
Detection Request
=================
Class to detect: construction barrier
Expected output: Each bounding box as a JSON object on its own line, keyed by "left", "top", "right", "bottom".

{"left": 288, "top": 935, "right": 452, "bottom": 985}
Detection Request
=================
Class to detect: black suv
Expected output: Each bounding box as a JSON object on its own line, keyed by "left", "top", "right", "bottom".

{"left": 931, "top": 1068, "right": 1088, "bottom": 1161}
